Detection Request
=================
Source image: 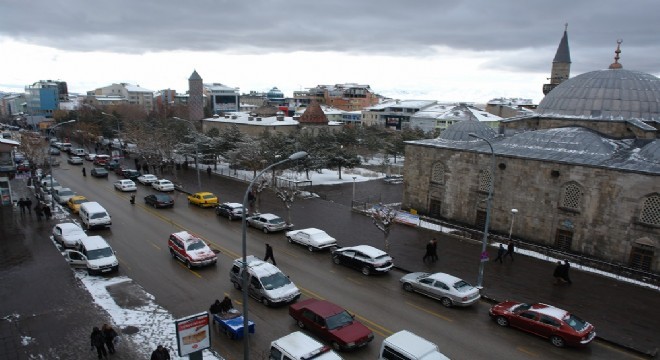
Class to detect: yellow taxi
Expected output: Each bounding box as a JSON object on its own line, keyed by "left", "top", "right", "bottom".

{"left": 67, "top": 195, "right": 89, "bottom": 214}
{"left": 187, "top": 192, "right": 218, "bottom": 208}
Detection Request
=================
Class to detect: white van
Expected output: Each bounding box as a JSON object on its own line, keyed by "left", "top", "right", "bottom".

{"left": 79, "top": 201, "right": 112, "bottom": 230}
{"left": 71, "top": 148, "right": 87, "bottom": 157}
{"left": 64, "top": 235, "right": 119, "bottom": 275}
{"left": 269, "top": 331, "right": 343, "bottom": 360}
{"left": 229, "top": 255, "right": 301, "bottom": 306}
{"left": 379, "top": 331, "right": 450, "bottom": 360}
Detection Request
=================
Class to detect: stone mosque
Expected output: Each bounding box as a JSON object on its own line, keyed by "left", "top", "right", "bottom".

{"left": 402, "top": 31, "right": 660, "bottom": 272}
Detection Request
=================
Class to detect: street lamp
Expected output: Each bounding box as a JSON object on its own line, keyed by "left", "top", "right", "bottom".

{"left": 240, "top": 151, "right": 307, "bottom": 359}
{"left": 508, "top": 208, "right": 518, "bottom": 241}
{"left": 49, "top": 120, "right": 76, "bottom": 210}
{"left": 172, "top": 117, "right": 201, "bottom": 191}
{"left": 468, "top": 132, "right": 495, "bottom": 289}
{"left": 352, "top": 176, "right": 357, "bottom": 203}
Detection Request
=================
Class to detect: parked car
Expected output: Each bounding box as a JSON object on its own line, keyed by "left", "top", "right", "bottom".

{"left": 289, "top": 298, "right": 374, "bottom": 351}
{"left": 489, "top": 301, "right": 596, "bottom": 348}
{"left": 215, "top": 202, "right": 244, "bottom": 220}
{"left": 90, "top": 167, "right": 108, "bottom": 178}
{"left": 114, "top": 165, "right": 127, "bottom": 176}
{"left": 66, "top": 195, "right": 89, "bottom": 214}
{"left": 93, "top": 154, "right": 111, "bottom": 166}
{"left": 41, "top": 180, "right": 63, "bottom": 193}
{"left": 144, "top": 194, "right": 174, "bottom": 208}
{"left": 168, "top": 231, "right": 217, "bottom": 268}
{"left": 269, "top": 331, "right": 343, "bottom": 360}
{"left": 52, "top": 222, "right": 86, "bottom": 248}
{"left": 67, "top": 156, "right": 84, "bottom": 165}
{"left": 152, "top": 179, "right": 175, "bottom": 192}
{"left": 332, "top": 245, "right": 393, "bottom": 276}
{"left": 105, "top": 159, "right": 121, "bottom": 170}
{"left": 49, "top": 147, "right": 61, "bottom": 155}
{"left": 113, "top": 179, "right": 137, "bottom": 192}
{"left": 85, "top": 153, "right": 97, "bottom": 161}
{"left": 42, "top": 157, "right": 60, "bottom": 167}
{"left": 187, "top": 192, "right": 218, "bottom": 207}
{"left": 122, "top": 169, "right": 141, "bottom": 181}
{"left": 246, "top": 213, "right": 291, "bottom": 233}
{"left": 399, "top": 272, "right": 481, "bottom": 307}
{"left": 285, "top": 228, "right": 337, "bottom": 252}
{"left": 53, "top": 187, "right": 76, "bottom": 205}
{"left": 137, "top": 174, "right": 158, "bottom": 185}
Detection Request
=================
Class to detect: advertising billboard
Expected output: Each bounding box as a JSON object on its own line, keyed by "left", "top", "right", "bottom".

{"left": 174, "top": 312, "right": 211, "bottom": 356}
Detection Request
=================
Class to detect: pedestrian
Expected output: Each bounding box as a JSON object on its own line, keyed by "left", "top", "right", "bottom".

{"left": 130, "top": 193, "right": 136, "bottom": 205}
{"left": 34, "top": 202, "right": 43, "bottom": 220}
{"left": 422, "top": 239, "right": 434, "bottom": 262}
{"left": 431, "top": 238, "right": 438, "bottom": 262}
{"left": 207, "top": 166, "right": 212, "bottom": 177}
{"left": 18, "top": 198, "right": 26, "bottom": 214}
{"left": 492, "top": 244, "right": 506, "bottom": 264}
{"left": 151, "top": 345, "right": 171, "bottom": 360}
{"left": 142, "top": 163, "right": 149, "bottom": 173}
{"left": 134, "top": 158, "right": 139, "bottom": 169}
{"left": 82, "top": 167, "right": 87, "bottom": 177}
{"left": 43, "top": 204, "right": 52, "bottom": 220}
{"left": 25, "top": 198, "right": 33, "bottom": 214}
{"left": 264, "top": 243, "right": 276, "bottom": 265}
{"left": 562, "top": 260, "right": 572, "bottom": 284}
{"left": 90, "top": 326, "right": 108, "bottom": 359}
{"left": 248, "top": 191, "right": 256, "bottom": 214}
{"left": 101, "top": 324, "right": 118, "bottom": 354}
{"left": 553, "top": 261, "right": 565, "bottom": 285}
{"left": 504, "top": 240, "right": 515, "bottom": 261}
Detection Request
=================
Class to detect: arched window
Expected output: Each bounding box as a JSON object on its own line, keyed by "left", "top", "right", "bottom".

{"left": 431, "top": 163, "right": 444, "bottom": 184}
{"left": 639, "top": 194, "right": 660, "bottom": 226}
{"left": 561, "top": 182, "right": 583, "bottom": 211}
{"left": 478, "top": 169, "right": 492, "bottom": 193}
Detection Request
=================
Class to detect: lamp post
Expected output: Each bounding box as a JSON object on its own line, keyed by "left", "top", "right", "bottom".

{"left": 172, "top": 117, "right": 201, "bottom": 191}
{"left": 240, "top": 151, "right": 307, "bottom": 359}
{"left": 508, "top": 208, "right": 518, "bottom": 241}
{"left": 468, "top": 132, "right": 495, "bottom": 289}
{"left": 352, "top": 176, "right": 357, "bottom": 203}
{"left": 49, "top": 120, "right": 76, "bottom": 209}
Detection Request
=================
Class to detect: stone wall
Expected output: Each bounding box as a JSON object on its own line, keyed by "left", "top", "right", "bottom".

{"left": 403, "top": 143, "right": 659, "bottom": 271}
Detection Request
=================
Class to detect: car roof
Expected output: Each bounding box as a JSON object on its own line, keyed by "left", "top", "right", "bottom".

{"left": 530, "top": 303, "right": 568, "bottom": 319}
{"left": 384, "top": 330, "right": 442, "bottom": 359}
{"left": 256, "top": 213, "right": 280, "bottom": 220}
{"left": 339, "top": 245, "right": 387, "bottom": 258}
{"left": 299, "top": 299, "right": 344, "bottom": 318}
{"left": 152, "top": 194, "right": 171, "bottom": 199}
{"left": 299, "top": 228, "right": 324, "bottom": 235}
{"left": 171, "top": 231, "right": 204, "bottom": 244}
{"left": 234, "top": 255, "right": 281, "bottom": 277}
{"left": 158, "top": 179, "right": 172, "bottom": 183}
{"left": 79, "top": 235, "right": 110, "bottom": 250}
{"left": 195, "top": 192, "right": 214, "bottom": 196}
{"left": 56, "top": 222, "right": 83, "bottom": 231}
{"left": 427, "top": 272, "right": 462, "bottom": 283}
{"left": 223, "top": 202, "right": 243, "bottom": 208}
{"left": 273, "top": 332, "right": 332, "bottom": 359}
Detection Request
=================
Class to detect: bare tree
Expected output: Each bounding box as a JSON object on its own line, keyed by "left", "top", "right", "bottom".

{"left": 370, "top": 203, "right": 398, "bottom": 251}
{"left": 276, "top": 187, "right": 299, "bottom": 226}
{"left": 253, "top": 177, "right": 269, "bottom": 214}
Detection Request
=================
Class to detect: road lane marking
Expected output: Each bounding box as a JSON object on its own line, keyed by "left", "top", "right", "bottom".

{"left": 346, "top": 277, "right": 363, "bottom": 286}
{"left": 174, "top": 261, "right": 202, "bottom": 278}
{"left": 516, "top": 346, "right": 539, "bottom": 357}
{"left": 151, "top": 243, "right": 161, "bottom": 250}
{"left": 115, "top": 256, "right": 131, "bottom": 271}
{"left": 405, "top": 301, "right": 453, "bottom": 322}
{"left": 353, "top": 313, "right": 393, "bottom": 338}
{"left": 299, "top": 287, "right": 326, "bottom": 300}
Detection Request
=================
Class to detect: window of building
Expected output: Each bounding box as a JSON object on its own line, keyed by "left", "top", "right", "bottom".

{"left": 555, "top": 229, "right": 573, "bottom": 251}
{"left": 629, "top": 238, "right": 655, "bottom": 271}
{"left": 561, "top": 182, "right": 583, "bottom": 211}
{"left": 478, "top": 169, "right": 492, "bottom": 193}
{"left": 429, "top": 199, "right": 441, "bottom": 219}
{"left": 639, "top": 194, "right": 660, "bottom": 226}
{"left": 431, "top": 163, "right": 444, "bottom": 184}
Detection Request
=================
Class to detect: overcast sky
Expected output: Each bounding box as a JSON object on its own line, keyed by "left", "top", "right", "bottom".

{"left": 1, "top": 0, "right": 658, "bottom": 104}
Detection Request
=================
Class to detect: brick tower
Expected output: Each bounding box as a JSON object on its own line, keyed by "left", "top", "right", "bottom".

{"left": 543, "top": 24, "right": 571, "bottom": 95}
{"left": 188, "top": 70, "right": 204, "bottom": 121}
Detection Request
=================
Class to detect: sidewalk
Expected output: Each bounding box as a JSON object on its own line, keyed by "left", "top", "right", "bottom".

{"left": 187, "top": 166, "right": 658, "bottom": 357}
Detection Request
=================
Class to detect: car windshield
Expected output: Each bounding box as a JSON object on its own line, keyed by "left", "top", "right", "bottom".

{"left": 186, "top": 240, "right": 206, "bottom": 251}
{"left": 325, "top": 311, "right": 354, "bottom": 330}
{"left": 86, "top": 247, "right": 114, "bottom": 260}
{"left": 512, "top": 303, "right": 532, "bottom": 313}
{"left": 564, "top": 314, "right": 589, "bottom": 331}
{"left": 453, "top": 280, "right": 473, "bottom": 291}
{"left": 374, "top": 254, "right": 390, "bottom": 261}
{"left": 59, "top": 190, "right": 74, "bottom": 196}
{"left": 91, "top": 213, "right": 107, "bottom": 219}
{"left": 260, "top": 272, "right": 291, "bottom": 290}
{"left": 203, "top": 194, "right": 215, "bottom": 199}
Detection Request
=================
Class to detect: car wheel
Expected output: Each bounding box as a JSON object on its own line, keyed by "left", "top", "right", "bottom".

{"left": 331, "top": 342, "right": 341, "bottom": 351}
{"left": 287, "top": 237, "right": 293, "bottom": 244}
{"left": 308, "top": 245, "right": 314, "bottom": 252}
{"left": 297, "top": 320, "right": 305, "bottom": 329}
{"left": 186, "top": 261, "right": 192, "bottom": 269}
{"left": 550, "top": 336, "right": 565, "bottom": 348}
{"left": 496, "top": 316, "right": 509, "bottom": 327}
{"left": 169, "top": 249, "right": 176, "bottom": 258}
{"left": 153, "top": 203, "right": 158, "bottom": 208}
{"left": 440, "top": 297, "right": 453, "bottom": 308}
{"left": 261, "top": 297, "right": 270, "bottom": 306}
{"left": 227, "top": 214, "right": 232, "bottom": 221}
{"left": 332, "top": 256, "right": 341, "bottom": 265}
{"left": 402, "top": 283, "right": 414, "bottom": 292}
{"left": 262, "top": 227, "right": 269, "bottom": 234}
{"left": 361, "top": 266, "right": 371, "bottom": 276}
{"left": 233, "top": 281, "right": 241, "bottom": 290}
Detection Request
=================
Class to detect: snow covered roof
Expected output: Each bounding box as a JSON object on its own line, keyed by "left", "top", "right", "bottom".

{"left": 0, "top": 138, "right": 20, "bottom": 146}
{"left": 204, "top": 112, "right": 298, "bottom": 126}
{"left": 366, "top": 100, "right": 436, "bottom": 110}
{"left": 412, "top": 103, "right": 502, "bottom": 122}
{"left": 124, "top": 84, "right": 153, "bottom": 93}
{"left": 341, "top": 245, "right": 389, "bottom": 258}
{"left": 487, "top": 97, "right": 535, "bottom": 106}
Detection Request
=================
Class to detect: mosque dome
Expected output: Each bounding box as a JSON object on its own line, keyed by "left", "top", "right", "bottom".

{"left": 537, "top": 68, "right": 660, "bottom": 121}
{"left": 439, "top": 120, "right": 497, "bottom": 142}
{"left": 267, "top": 87, "right": 284, "bottom": 100}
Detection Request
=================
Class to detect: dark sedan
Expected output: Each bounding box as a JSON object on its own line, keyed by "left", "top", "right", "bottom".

{"left": 90, "top": 167, "right": 109, "bottom": 178}
{"left": 144, "top": 194, "right": 174, "bottom": 208}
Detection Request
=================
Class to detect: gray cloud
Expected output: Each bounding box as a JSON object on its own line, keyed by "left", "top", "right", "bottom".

{"left": 1, "top": 0, "right": 658, "bottom": 74}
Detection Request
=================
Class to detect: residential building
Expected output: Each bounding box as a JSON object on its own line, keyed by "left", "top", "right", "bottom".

{"left": 294, "top": 84, "right": 379, "bottom": 111}
{"left": 88, "top": 83, "right": 154, "bottom": 112}
{"left": 25, "top": 80, "right": 68, "bottom": 118}
{"left": 362, "top": 100, "right": 436, "bottom": 129}
{"left": 484, "top": 98, "right": 537, "bottom": 118}
{"left": 409, "top": 103, "right": 502, "bottom": 134}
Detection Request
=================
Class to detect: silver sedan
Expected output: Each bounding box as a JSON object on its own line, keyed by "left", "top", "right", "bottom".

{"left": 400, "top": 272, "right": 481, "bottom": 307}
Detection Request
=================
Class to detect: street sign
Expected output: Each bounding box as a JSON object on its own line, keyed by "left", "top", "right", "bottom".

{"left": 480, "top": 251, "right": 489, "bottom": 262}
{"left": 174, "top": 312, "right": 211, "bottom": 357}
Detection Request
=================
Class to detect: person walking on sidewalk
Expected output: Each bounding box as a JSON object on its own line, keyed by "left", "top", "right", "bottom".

{"left": 18, "top": 198, "right": 26, "bottom": 214}
{"left": 561, "top": 260, "right": 572, "bottom": 284}
{"left": 25, "top": 198, "right": 33, "bottom": 214}
{"left": 553, "top": 261, "right": 567, "bottom": 285}
{"left": 430, "top": 238, "right": 438, "bottom": 262}
{"left": 43, "top": 204, "right": 52, "bottom": 220}
{"left": 504, "top": 240, "right": 515, "bottom": 261}
{"left": 264, "top": 243, "right": 276, "bottom": 265}
{"left": 34, "top": 202, "right": 43, "bottom": 220}
{"left": 82, "top": 167, "right": 86, "bottom": 177}
{"left": 90, "top": 326, "right": 108, "bottom": 359}
{"left": 492, "top": 244, "right": 506, "bottom": 264}
{"left": 151, "top": 345, "right": 170, "bottom": 360}
{"left": 423, "top": 239, "right": 434, "bottom": 263}
{"left": 102, "top": 324, "right": 118, "bottom": 354}
{"left": 207, "top": 166, "right": 212, "bottom": 177}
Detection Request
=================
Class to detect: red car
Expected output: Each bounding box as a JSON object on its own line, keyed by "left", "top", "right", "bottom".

{"left": 289, "top": 298, "right": 374, "bottom": 351}
{"left": 167, "top": 231, "right": 217, "bottom": 269}
{"left": 489, "top": 301, "right": 596, "bottom": 348}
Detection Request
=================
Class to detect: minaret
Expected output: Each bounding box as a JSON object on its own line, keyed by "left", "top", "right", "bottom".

{"left": 543, "top": 24, "right": 571, "bottom": 95}
{"left": 188, "top": 70, "right": 204, "bottom": 121}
